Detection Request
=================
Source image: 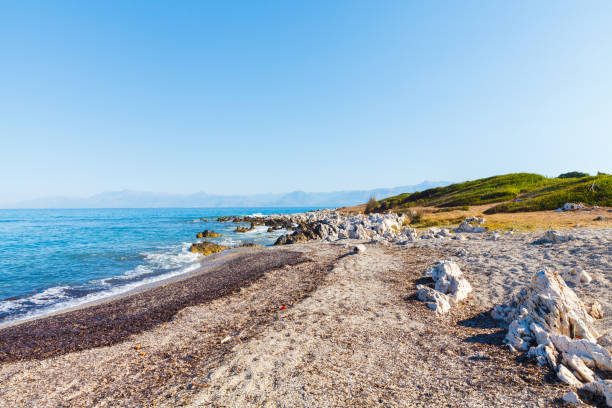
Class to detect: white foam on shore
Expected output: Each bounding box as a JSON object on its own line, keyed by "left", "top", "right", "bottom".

{"left": 0, "top": 242, "right": 204, "bottom": 326}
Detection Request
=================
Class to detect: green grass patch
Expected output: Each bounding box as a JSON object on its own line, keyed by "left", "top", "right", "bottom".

{"left": 375, "top": 173, "right": 612, "bottom": 214}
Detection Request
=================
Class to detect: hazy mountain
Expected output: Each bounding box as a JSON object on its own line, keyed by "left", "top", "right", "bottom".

{"left": 4, "top": 181, "right": 451, "bottom": 209}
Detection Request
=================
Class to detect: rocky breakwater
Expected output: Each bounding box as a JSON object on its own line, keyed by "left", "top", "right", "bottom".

{"left": 492, "top": 269, "right": 611, "bottom": 406}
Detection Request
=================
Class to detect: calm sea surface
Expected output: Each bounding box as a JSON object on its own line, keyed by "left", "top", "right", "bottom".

{"left": 0, "top": 207, "right": 319, "bottom": 324}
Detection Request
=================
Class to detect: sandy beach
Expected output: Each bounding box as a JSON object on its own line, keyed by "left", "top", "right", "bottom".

{"left": 0, "top": 223, "right": 610, "bottom": 407}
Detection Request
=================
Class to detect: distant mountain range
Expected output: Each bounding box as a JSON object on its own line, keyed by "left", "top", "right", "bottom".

{"left": 3, "top": 181, "right": 451, "bottom": 209}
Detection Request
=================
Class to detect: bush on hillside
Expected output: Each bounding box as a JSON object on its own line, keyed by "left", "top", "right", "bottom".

{"left": 558, "top": 171, "right": 589, "bottom": 179}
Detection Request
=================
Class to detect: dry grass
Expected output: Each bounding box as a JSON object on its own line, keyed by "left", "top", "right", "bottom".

{"left": 340, "top": 203, "right": 612, "bottom": 232}
{"left": 412, "top": 204, "right": 612, "bottom": 231}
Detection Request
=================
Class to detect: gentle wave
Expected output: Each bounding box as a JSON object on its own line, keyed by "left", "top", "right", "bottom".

{"left": 0, "top": 242, "right": 202, "bottom": 324}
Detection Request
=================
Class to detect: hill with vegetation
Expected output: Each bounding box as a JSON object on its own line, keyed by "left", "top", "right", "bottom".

{"left": 369, "top": 172, "right": 611, "bottom": 214}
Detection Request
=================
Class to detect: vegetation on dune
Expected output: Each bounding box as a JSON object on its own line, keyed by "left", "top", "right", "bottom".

{"left": 367, "top": 173, "right": 612, "bottom": 214}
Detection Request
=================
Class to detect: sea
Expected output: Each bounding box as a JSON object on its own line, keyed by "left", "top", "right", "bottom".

{"left": 0, "top": 207, "right": 320, "bottom": 325}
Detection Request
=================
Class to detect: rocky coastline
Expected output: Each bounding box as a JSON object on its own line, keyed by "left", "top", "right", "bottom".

{"left": 0, "top": 207, "right": 610, "bottom": 407}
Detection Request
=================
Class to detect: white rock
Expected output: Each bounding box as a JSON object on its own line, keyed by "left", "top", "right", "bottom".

{"left": 562, "top": 391, "right": 582, "bottom": 405}
{"left": 495, "top": 270, "right": 599, "bottom": 343}
{"left": 540, "top": 230, "right": 574, "bottom": 243}
{"left": 353, "top": 244, "right": 366, "bottom": 253}
{"left": 438, "top": 228, "right": 451, "bottom": 237}
{"left": 401, "top": 228, "right": 418, "bottom": 241}
{"left": 557, "top": 364, "right": 582, "bottom": 386}
{"left": 377, "top": 218, "right": 400, "bottom": 234}
{"left": 416, "top": 285, "right": 451, "bottom": 314}
{"left": 588, "top": 302, "right": 603, "bottom": 319}
{"left": 349, "top": 224, "right": 369, "bottom": 240}
{"left": 455, "top": 220, "right": 486, "bottom": 233}
{"left": 581, "top": 380, "right": 612, "bottom": 407}
{"left": 562, "top": 202, "right": 585, "bottom": 211}
{"left": 465, "top": 216, "right": 486, "bottom": 224}
{"left": 550, "top": 334, "right": 612, "bottom": 372}
{"left": 425, "top": 260, "right": 472, "bottom": 304}
{"left": 528, "top": 344, "right": 557, "bottom": 367}
{"left": 563, "top": 352, "right": 596, "bottom": 382}
{"left": 562, "top": 268, "right": 592, "bottom": 286}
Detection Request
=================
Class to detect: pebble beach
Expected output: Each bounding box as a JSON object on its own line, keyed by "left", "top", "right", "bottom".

{"left": 0, "top": 209, "right": 611, "bottom": 407}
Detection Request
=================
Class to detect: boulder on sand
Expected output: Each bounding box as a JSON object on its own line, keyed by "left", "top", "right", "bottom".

{"left": 455, "top": 220, "right": 486, "bottom": 233}
{"left": 416, "top": 260, "right": 472, "bottom": 315}
{"left": 535, "top": 230, "right": 574, "bottom": 244}
{"left": 353, "top": 244, "right": 366, "bottom": 253}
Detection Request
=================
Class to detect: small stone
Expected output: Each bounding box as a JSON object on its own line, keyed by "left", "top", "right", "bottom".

{"left": 353, "top": 244, "right": 366, "bottom": 253}
{"left": 562, "top": 391, "right": 581, "bottom": 404}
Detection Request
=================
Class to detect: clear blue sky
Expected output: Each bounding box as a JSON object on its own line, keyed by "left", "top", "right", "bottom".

{"left": 1, "top": 1, "right": 611, "bottom": 203}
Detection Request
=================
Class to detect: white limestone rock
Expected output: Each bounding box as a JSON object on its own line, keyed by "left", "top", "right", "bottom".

{"left": 349, "top": 224, "right": 369, "bottom": 240}
{"left": 465, "top": 216, "right": 486, "bottom": 224}
{"left": 581, "top": 380, "right": 612, "bottom": 407}
{"left": 377, "top": 218, "right": 400, "bottom": 234}
{"left": 562, "top": 268, "right": 592, "bottom": 286}
{"left": 549, "top": 334, "right": 612, "bottom": 372}
{"left": 425, "top": 260, "right": 472, "bottom": 305}
{"left": 562, "top": 391, "right": 582, "bottom": 405}
{"left": 416, "top": 285, "right": 451, "bottom": 314}
{"left": 563, "top": 352, "right": 596, "bottom": 383}
{"left": 353, "top": 244, "right": 366, "bottom": 254}
{"left": 588, "top": 302, "right": 604, "bottom": 319}
{"left": 557, "top": 364, "right": 582, "bottom": 386}
{"left": 561, "top": 202, "right": 586, "bottom": 211}
{"left": 455, "top": 220, "right": 486, "bottom": 233}
{"left": 416, "top": 261, "right": 472, "bottom": 315}
{"left": 539, "top": 230, "right": 574, "bottom": 243}
{"left": 528, "top": 343, "right": 558, "bottom": 367}
{"left": 493, "top": 270, "right": 599, "bottom": 344}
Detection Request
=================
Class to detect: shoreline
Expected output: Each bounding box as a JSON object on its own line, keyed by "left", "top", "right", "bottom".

{"left": 0, "top": 208, "right": 610, "bottom": 406}
{"left": 0, "top": 246, "right": 309, "bottom": 363}
{"left": 0, "top": 247, "right": 244, "bottom": 331}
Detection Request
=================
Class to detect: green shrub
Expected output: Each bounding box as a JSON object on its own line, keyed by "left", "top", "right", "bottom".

{"left": 559, "top": 171, "right": 589, "bottom": 179}
{"left": 365, "top": 195, "right": 379, "bottom": 213}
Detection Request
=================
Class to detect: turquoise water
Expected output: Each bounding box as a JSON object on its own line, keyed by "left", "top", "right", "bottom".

{"left": 0, "top": 207, "right": 318, "bottom": 324}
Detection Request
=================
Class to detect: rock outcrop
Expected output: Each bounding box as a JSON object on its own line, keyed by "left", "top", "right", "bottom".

{"left": 189, "top": 241, "right": 230, "bottom": 256}
{"left": 196, "top": 230, "right": 222, "bottom": 238}
{"left": 492, "top": 269, "right": 612, "bottom": 405}
{"left": 234, "top": 223, "right": 255, "bottom": 233}
{"left": 535, "top": 230, "right": 574, "bottom": 244}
